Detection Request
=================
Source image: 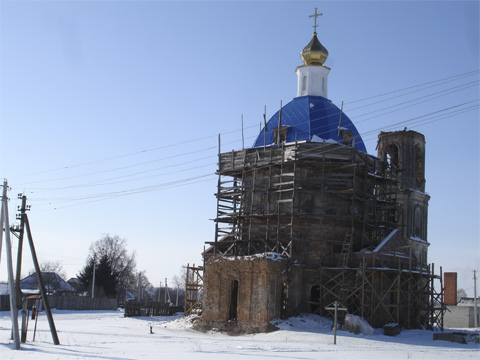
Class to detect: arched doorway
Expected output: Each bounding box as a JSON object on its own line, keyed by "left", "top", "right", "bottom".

{"left": 228, "top": 280, "right": 239, "bottom": 321}
{"left": 310, "top": 285, "right": 321, "bottom": 314}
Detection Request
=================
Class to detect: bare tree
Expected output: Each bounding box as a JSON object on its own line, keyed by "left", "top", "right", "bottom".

{"left": 457, "top": 288, "right": 467, "bottom": 302}
{"left": 172, "top": 266, "right": 187, "bottom": 291}
{"left": 134, "top": 271, "right": 152, "bottom": 301}
{"left": 27, "top": 260, "right": 68, "bottom": 294}
{"left": 78, "top": 234, "right": 137, "bottom": 299}
{"left": 29, "top": 260, "right": 66, "bottom": 279}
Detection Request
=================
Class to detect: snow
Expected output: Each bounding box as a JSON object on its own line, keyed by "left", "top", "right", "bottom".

{"left": 344, "top": 314, "right": 375, "bottom": 336}
{"left": 405, "top": 188, "right": 430, "bottom": 196}
{"left": 373, "top": 229, "right": 398, "bottom": 252}
{"left": 311, "top": 135, "right": 338, "bottom": 144}
{"left": 0, "top": 310, "right": 478, "bottom": 359}
{"left": 409, "top": 236, "right": 428, "bottom": 244}
{"left": 216, "top": 252, "right": 285, "bottom": 262}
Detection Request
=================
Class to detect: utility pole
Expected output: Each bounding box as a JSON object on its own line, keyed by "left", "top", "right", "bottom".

{"left": 137, "top": 273, "right": 141, "bottom": 301}
{"left": 474, "top": 270, "right": 478, "bottom": 328}
{"left": 157, "top": 281, "right": 161, "bottom": 302}
{"left": 2, "top": 189, "right": 59, "bottom": 346}
{"left": 91, "top": 255, "right": 96, "bottom": 299}
{"left": 14, "top": 194, "right": 28, "bottom": 308}
{"left": 1, "top": 180, "right": 20, "bottom": 349}
{"left": 164, "top": 278, "right": 168, "bottom": 304}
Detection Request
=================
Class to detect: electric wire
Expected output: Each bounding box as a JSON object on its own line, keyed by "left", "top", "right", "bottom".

{"left": 6, "top": 72, "right": 478, "bottom": 212}
{"left": 21, "top": 98, "right": 480, "bottom": 205}
{"left": 26, "top": 99, "right": 478, "bottom": 211}
{"left": 9, "top": 70, "right": 478, "bottom": 183}
{"left": 342, "top": 70, "right": 479, "bottom": 105}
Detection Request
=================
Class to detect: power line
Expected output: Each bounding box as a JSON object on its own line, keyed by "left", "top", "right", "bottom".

{"left": 32, "top": 175, "right": 217, "bottom": 211}
{"left": 343, "top": 70, "right": 479, "bottom": 105}
{"left": 10, "top": 70, "right": 478, "bottom": 183}
{"left": 24, "top": 99, "right": 478, "bottom": 212}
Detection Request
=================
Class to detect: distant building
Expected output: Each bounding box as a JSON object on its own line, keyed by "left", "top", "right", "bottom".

{"left": 444, "top": 297, "right": 480, "bottom": 328}
{"left": 0, "top": 282, "right": 9, "bottom": 296}
{"left": 21, "top": 272, "right": 75, "bottom": 295}
{"left": 67, "top": 277, "right": 83, "bottom": 293}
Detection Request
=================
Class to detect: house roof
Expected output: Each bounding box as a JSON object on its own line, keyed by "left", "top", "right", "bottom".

{"left": 457, "top": 297, "right": 480, "bottom": 306}
{"left": 0, "top": 282, "right": 9, "bottom": 296}
{"left": 21, "top": 272, "right": 75, "bottom": 292}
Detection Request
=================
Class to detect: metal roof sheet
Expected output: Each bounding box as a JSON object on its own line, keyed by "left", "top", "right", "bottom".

{"left": 252, "top": 95, "right": 367, "bottom": 153}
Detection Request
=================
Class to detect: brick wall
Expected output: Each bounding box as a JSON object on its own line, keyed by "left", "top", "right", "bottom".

{"left": 444, "top": 272, "right": 457, "bottom": 306}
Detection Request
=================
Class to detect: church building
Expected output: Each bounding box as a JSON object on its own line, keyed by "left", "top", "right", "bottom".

{"left": 198, "top": 11, "right": 440, "bottom": 333}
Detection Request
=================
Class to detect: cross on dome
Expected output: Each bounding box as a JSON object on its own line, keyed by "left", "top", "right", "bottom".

{"left": 300, "top": 9, "right": 328, "bottom": 66}
{"left": 309, "top": 8, "right": 323, "bottom": 34}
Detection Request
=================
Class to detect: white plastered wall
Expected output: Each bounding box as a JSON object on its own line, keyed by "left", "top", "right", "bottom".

{"left": 296, "top": 65, "right": 330, "bottom": 98}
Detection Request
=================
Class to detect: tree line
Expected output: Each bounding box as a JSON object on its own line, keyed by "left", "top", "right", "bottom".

{"left": 26, "top": 234, "right": 186, "bottom": 304}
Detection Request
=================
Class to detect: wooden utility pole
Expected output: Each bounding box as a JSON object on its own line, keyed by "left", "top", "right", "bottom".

{"left": 164, "top": 278, "right": 168, "bottom": 304}
{"left": 1, "top": 180, "right": 20, "bottom": 350}
{"left": 14, "top": 195, "right": 28, "bottom": 307}
{"left": 2, "top": 189, "right": 59, "bottom": 346}
{"left": 23, "top": 215, "right": 60, "bottom": 345}
{"left": 474, "top": 270, "right": 478, "bottom": 328}
{"left": 91, "top": 255, "right": 96, "bottom": 298}
{"left": 137, "top": 273, "right": 141, "bottom": 301}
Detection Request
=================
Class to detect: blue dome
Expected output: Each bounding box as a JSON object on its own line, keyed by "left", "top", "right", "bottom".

{"left": 252, "top": 96, "right": 367, "bottom": 153}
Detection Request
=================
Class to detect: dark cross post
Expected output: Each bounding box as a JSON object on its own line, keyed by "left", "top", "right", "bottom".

{"left": 309, "top": 8, "right": 323, "bottom": 34}
{"left": 325, "top": 301, "right": 348, "bottom": 345}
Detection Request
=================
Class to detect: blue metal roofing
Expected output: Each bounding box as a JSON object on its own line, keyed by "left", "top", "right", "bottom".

{"left": 252, "top": 96, "right": 367, "bottom": 153}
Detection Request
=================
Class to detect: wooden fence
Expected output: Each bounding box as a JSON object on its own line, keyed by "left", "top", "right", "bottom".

{"left": 124, "top": 302, "right": 183, "bottom": 317}
{"left": 0, "top": 295, "right": 117, "bottom": 311}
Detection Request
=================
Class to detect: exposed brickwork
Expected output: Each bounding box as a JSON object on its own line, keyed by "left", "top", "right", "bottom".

{"left": 198, "top": 255, "right": 289, "bottom": 333}
{"left": 444, "top": 272, "right": 458, "bottom": 306}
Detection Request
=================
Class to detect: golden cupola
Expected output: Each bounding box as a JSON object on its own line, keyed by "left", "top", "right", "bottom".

{"left": 300, "top": 32, "right": 329, "bottom": 66}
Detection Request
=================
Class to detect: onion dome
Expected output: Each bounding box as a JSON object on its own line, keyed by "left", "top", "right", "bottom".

{"left": 300, "top": 32, "right": 329, "bottom": 66}
{"left": 252, "top": 96, "right": 367, "bottom": 153}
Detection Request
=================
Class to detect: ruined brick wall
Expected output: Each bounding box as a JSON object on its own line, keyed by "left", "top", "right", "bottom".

{"left": 201, "top": 255, "right": 289, "bottom": 332}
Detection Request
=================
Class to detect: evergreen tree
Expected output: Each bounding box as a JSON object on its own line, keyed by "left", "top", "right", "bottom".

{"left": 78, "top": 234, "right": 136, "bottom": 299}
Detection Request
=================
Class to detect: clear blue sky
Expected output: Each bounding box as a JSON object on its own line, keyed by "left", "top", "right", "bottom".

{"left": 1, "top": 1, "right": 479, "bottom": 295}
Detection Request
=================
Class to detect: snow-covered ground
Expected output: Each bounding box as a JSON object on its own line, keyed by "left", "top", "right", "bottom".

{"left": 0, "top": 310, "right": 478, "bottom": 359}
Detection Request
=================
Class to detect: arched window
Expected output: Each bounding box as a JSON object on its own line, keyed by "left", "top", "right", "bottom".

{"left": 414, "top": 206, "right": 423, "bottom": 238}
{"left": 302, "top": 75, "right": 307, "bottom": 92}
{"left": 415, "top": 146, "right": 424, "bottom": 186}
{"left": 386, "top": 144, "right": 399, "bottom": 169}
